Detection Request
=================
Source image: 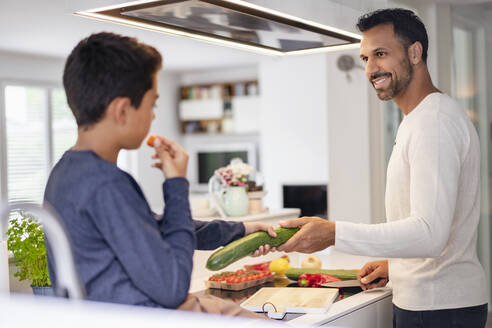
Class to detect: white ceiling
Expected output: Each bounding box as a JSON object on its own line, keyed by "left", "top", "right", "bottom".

{"left": 0, "top": 0, "right": 265, "bottom": 71}
{"left": 1, "top": 0, "right": 491, "bottom": 71}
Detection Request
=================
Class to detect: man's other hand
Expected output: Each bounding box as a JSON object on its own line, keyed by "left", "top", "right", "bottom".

{"left": 357, "top": 260, "right": 389, "bottom": 290}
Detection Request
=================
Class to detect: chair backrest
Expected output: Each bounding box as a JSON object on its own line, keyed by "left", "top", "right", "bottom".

{"left": 0, "top": 201, "right": 86, "bottom": 299}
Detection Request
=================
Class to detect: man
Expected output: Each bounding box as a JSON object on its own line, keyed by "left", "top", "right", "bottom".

{"left": 276, "top": 8, "right": 488, "bottom": 327}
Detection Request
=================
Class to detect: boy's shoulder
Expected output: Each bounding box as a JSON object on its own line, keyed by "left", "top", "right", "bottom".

{"left": 46, "top": 150, "right": 133, "bottom": 204}
{"left": 56, "top": 149, "right": 124, "bottom": 177}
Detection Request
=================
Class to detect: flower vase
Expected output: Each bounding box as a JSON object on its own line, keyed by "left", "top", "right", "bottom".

{"left": 220, "top": 186, "right": 249, "bottom": 217}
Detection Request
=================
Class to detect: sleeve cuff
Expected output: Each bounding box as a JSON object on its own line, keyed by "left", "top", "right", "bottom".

{"left": 333, "top": 220, "right": 348, "bottom": 250}
{"left": 163, "top": 177, "right": 189, "bottom": 201}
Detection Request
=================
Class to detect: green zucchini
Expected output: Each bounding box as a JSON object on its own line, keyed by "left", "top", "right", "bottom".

{"left": 206, "top": 227, "right": 299, "bottom": 271}
{"left": 285, "top": 268, "right": 359, "bottom": 281}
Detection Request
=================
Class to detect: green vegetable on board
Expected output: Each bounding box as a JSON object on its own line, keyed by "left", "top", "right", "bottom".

{"left": 285, "top": 268, "right": 359, "bottom": 281}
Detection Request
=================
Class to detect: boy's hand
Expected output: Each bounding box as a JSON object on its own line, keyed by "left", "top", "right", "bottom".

{"left": 357, "top": 260, "right": 389, "bottom": 290}
{"left": 243, "top": 222, "right": 278, "bottom": 257}
{"left": 150, "top": 136, "right": 188, "bottom": 178}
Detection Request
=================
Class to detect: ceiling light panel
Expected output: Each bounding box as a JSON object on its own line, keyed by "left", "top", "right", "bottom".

{"left": 75, "top": 0, "right": 361, "bottom": 56}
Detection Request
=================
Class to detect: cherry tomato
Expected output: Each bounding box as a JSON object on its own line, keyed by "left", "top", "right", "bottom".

{"left": 146, "top": 135, "right": 158, "bottom": 147}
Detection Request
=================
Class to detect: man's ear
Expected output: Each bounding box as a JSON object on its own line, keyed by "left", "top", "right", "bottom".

{"left": 107, "top": 97, "right": 132, "bottom": 125}
{"left": 408, "top": 41, "right": 423, "bottom": 65}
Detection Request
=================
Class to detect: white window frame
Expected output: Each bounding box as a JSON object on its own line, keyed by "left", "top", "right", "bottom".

{"left": 0, "top": 79, "right": 63, "bottom": 203}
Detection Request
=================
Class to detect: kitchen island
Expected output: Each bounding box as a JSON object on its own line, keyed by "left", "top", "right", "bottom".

{"left": 2, "top": 242, "right": 393, "bottom": 328}
{"left": 190, "top": 248, "right": 393, "bottom": 327}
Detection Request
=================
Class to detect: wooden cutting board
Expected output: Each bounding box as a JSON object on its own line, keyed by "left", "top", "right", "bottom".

{"left": 240, "top": 287, "right": 339, "bottom": 319}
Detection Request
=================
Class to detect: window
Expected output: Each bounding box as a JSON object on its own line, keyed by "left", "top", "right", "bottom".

{"left": 51, "top": 88, "right": 77, "bottom": 164}
{"left": 0, "top": 83, "right": 77, "bottom": 204}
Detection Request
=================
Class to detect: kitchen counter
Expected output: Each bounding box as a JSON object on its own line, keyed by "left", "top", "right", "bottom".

{"left": 194, "top": 208, "right": 301, "bottom": 224}
{"left": 191, "top": 248, "right": 393, "bottom": 327}
{"left": 2, "top": 249, "right": 392, "bottom": 328}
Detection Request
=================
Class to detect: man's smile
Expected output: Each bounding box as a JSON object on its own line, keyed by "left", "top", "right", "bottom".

{"left": 372, "top": 74, "right": 391, "bottom": 89}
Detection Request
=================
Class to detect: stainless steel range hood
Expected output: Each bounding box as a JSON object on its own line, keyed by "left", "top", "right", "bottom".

{"left": 74, "top": 0, "right": 361, "bottom": 56}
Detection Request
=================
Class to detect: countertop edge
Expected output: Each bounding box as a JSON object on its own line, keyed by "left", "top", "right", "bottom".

{"left": 287, "top": 287, "right": 393, "bottom": 326}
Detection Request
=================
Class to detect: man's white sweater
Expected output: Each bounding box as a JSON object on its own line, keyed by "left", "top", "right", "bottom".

{"left": 335, "top": 93, "right": 488, "bottom": 310}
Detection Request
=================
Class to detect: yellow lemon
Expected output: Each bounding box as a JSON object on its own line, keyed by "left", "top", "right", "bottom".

{"left": 269, "top": 257, "right": 291, "bottom": 276}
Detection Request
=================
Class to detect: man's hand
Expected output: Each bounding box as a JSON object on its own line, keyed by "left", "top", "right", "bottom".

{"left": 150, "top": 137, "right": 188, "bottom": 179}
{"left": 243, "top": 222, "right": 278, "bottom": 257}
{"left": 357, "top": 260, "right": 389, "bottom": 291}
{"left": 277, "top": 217, "right": 335, "bottom": 253}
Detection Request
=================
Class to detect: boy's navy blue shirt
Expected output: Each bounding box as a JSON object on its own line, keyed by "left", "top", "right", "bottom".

{"left": 44, "top": 150, "right": 245, "bottom": 308}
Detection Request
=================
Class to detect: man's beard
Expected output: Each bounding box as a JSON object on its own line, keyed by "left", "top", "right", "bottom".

{"left": 372, "top": 55, "right": 413, "bottom": 101}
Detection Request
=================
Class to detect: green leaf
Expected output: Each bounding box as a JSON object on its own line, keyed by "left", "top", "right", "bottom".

{"left": 6, "top": 212, "right": 51, "bottom": 287}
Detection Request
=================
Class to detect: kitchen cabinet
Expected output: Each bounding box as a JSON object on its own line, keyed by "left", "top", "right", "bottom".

{"left": 323, "top": 295, "right": 392, "bottom": 327}
{"left": 178, "top": 81, "right": 259, "bottom": 135}
{"left": 289, "top": 288, "right": 392, "bottom": 327}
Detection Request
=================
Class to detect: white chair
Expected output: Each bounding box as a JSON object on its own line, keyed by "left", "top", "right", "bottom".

{"left": 0, "top": 201, "right": 85, "bottom": 299}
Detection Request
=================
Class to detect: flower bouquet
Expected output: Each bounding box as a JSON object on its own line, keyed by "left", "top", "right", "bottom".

{"left": 214, "top": 159, "right": 254, "bottom": 187}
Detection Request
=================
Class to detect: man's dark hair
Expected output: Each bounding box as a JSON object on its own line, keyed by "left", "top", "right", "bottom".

{"left": 63, "top": 32, "right": 162, "bottom": 127}
{"left": 356, "top": 8, "right": 428, "bottom": 63}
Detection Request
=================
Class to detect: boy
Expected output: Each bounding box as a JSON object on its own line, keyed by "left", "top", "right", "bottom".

{"left": 44, "top": 32, "right": 272, "bottom": 316}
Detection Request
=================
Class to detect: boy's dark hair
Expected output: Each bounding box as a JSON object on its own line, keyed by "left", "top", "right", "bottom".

{"left": 356, "top": 8, "right": 428, "bottom": 63}
{"left": 63, "top": 32, "right": 162, "bottom": 127}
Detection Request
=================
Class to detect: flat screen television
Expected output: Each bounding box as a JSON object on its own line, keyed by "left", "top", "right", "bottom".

{"left": 188, "top": 142, "right": 257, "bottom": 192}
{"left": 198, "top": 151, "right": 248, "bottom": 184}
{"left": 283, "top": 184, "right": 328, "bottom": 218}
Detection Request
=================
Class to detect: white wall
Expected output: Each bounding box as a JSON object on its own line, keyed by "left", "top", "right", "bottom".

{"left": 0, "top": 51, "right": 64, "bottom": 83}
{"left": 394, "top": 1, "right": 453, "bottom": 95}
{"left": 258, "top": 54, "right": 329, "bottom": 211}
{"left": 134, "top": 70, "right": 181, "bottom": 213}
{"left": 178, "top": 66, "right": 258, "bottom": 85}
{"left": 325, "top": 49, "right": 375, "bottom": 223}
{"left": 257, "top": 50, "right": 382, "bottom": 224}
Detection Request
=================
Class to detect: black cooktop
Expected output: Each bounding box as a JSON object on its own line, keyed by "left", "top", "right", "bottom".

{"left": 194, "top": 278, "right": 363, "bottom": 305}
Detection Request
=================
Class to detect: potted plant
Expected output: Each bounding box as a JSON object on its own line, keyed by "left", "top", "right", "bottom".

{"left": 7, "top": 211, "right": 52, "bottom": 296}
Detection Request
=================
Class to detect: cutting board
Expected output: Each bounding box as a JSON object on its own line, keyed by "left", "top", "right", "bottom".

{"left": 240, "top": 287, "right": 339, "bottom": 319}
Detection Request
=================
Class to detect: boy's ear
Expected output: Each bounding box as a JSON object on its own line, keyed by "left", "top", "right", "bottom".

{"left": 107, "top": 97, "right": 132, "bottom": 125}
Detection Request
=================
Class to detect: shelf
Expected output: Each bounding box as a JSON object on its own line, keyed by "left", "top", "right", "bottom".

{"left": 178, "top": 80, "right": 260, "bottom": 135}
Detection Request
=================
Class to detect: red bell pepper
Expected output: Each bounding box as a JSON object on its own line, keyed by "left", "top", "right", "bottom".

{"left": 244, "top": 256, "right": 289, "bottom": 272}
{"left": 298, "top": 273, "right": 341, "bottom": 287}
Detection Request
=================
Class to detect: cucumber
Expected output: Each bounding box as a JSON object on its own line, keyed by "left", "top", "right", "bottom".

{"left": 285, "top": 268, "right": 359, "bottom": 281}
{"left": 206, "top": 227, "right": 299, "bottom": 271}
